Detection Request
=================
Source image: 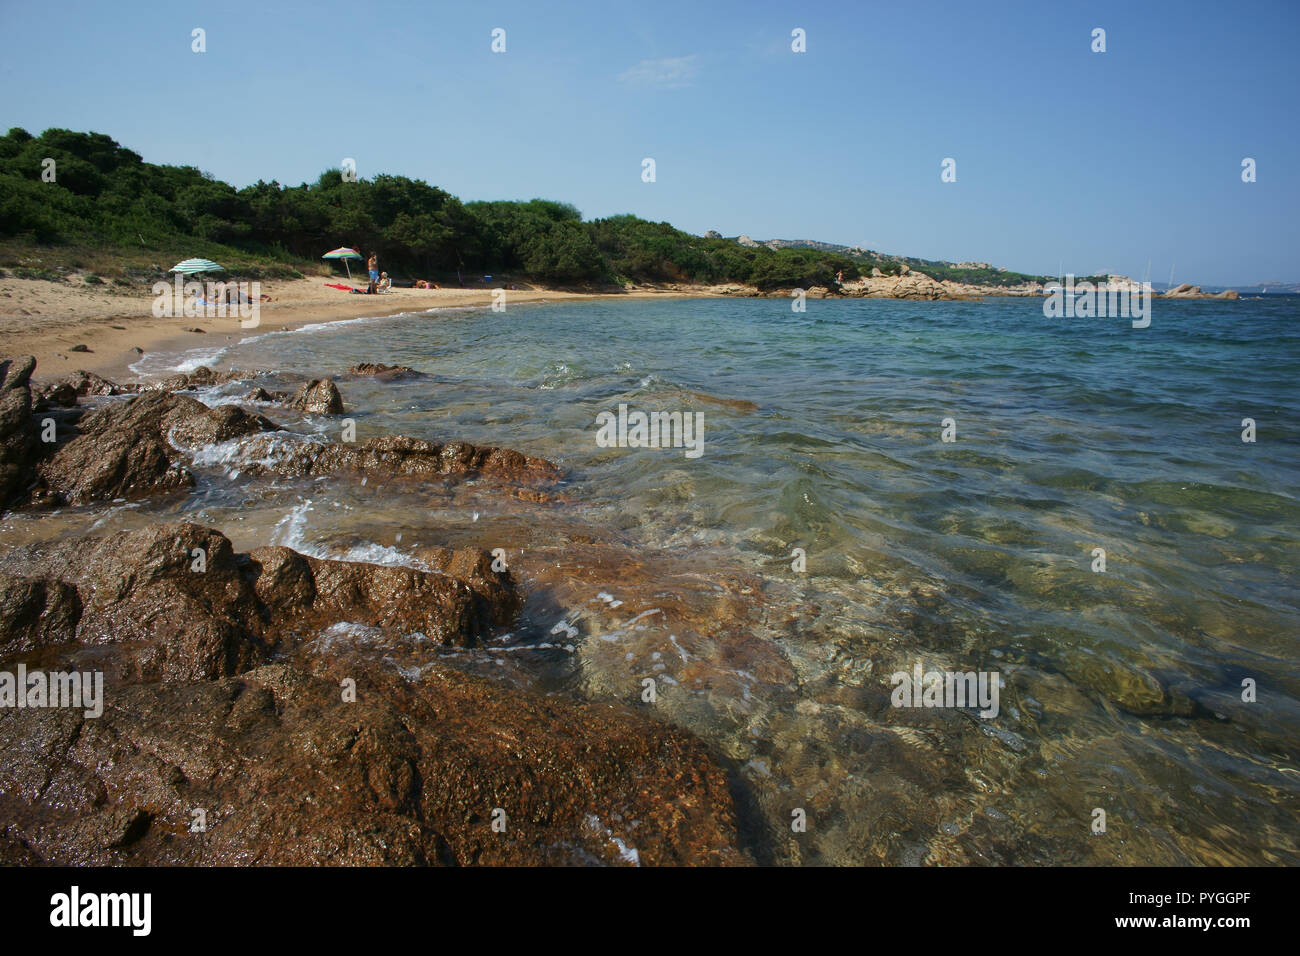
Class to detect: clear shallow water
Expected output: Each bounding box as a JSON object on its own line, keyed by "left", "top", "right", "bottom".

{"left": 11, "top": 295, "right": 1300, "bottom": 864}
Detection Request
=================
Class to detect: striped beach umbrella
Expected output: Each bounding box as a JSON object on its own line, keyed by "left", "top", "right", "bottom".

{"left": 169, "top": 258, "right": 224, "bottom": 275}
{"left": 322, "top": 246, "right": 362, "bottom": 280}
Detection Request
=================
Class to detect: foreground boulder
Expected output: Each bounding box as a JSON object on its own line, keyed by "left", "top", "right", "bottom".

{"left": 0, "top": 662, "right": 744, "bottom": 865}
{"left": 0, "top": 522, "right": 744, "bottom": 866}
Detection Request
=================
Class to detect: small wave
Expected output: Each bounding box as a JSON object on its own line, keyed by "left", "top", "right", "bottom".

{"left": 180, "top": 430, "right": 326, "bottom": 468}
{"left": 238, "top": 313, "right": 388, "bottom": 347}
{"left": 129, "top": 344, "right": 230, "bottom": 377}
{"left": 269, "top": 500, "right": 431, "bottom": 570}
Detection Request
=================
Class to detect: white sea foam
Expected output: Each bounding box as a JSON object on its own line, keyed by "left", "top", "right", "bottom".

{"left": 129, "top": 344, "right": 230, "bottom": 377}
{"left": 584, "top": 815, "right": 640, "bottom": 867}
{"left": 269, "top": 500, "right": 432, "bottom": 570}
{"left": 179, "top": 430, "right": 326, "bottom": 468}
{"left": 237, "top": 313, "right": 387, "bottom": 346}
{"left": 316, "top": 621, "right": 385, "bottom": 651}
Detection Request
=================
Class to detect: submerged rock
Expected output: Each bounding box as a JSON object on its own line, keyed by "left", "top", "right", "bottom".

{"left": 349, "top": 362, "right": 421, "bottom": 380}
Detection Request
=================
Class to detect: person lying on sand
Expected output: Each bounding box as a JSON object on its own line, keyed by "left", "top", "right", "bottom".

{"left": 412, "top": 279, "right": 439, "bottom": 289}
{"left": 211, "top": 282, "right": 271, "bottom": 304}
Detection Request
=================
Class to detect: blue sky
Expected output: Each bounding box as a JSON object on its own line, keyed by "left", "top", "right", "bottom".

{"left": 2, "top": 0, "right": 1296, "bottom": 285}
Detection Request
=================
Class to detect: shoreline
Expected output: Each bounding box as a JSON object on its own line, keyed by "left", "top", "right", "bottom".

{"left": 0, "top": 272, "right": 1241, "bottom": 383}
{"left": 0, "top": 277, "right": 721, "bottom": 382}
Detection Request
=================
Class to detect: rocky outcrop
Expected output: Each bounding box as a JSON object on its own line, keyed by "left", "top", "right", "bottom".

{"left": 1161, "top": 283, "right": 1239, "bottom": 300}
{"left": 0, "top": 523, "right": 265, "bottom": 680}
{"left": 0, "top": 521, "right": 745, "bottom": 866}
{"left": 34, "top": 391, "right": 265, "bottom": 503}
{"left": 0, "top": 662, "right": 745, "bottom": 865}
{"left": 0, "top": 521, "right": 515, "bottom": 678}
{"left": 755, "top": 272, "right": 964, "bottom": 300}
{"left": 244, "top": 386, "right": 285, "bottom": 403}
{"left": 27, "top": 384, "right": 558, "bottom": 506}
{"left": 848, "top": 271, "right": 955, "bottom": 300}
{"left": 38, "top": 428, "right": 193, "bottom": 502}
{"left": 167, "top": 402, "right": 278, "bottom": 448}
{"left": 288, "top": 378, "right": 344, "bottom": 414}
{"left": 0, "top": 356, "right": 36, "bottom": 510}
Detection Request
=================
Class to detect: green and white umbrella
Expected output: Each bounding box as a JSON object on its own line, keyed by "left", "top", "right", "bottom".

{"left": 322, "top": 246, "right": 362, "bottom": 280}
{"left": 168, "top": 258, "right": 224, "bottom": 275}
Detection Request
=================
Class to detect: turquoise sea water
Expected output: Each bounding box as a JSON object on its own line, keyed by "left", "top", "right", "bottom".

{"left": 15, "top": 294, "right": 1300, "bottom": 864}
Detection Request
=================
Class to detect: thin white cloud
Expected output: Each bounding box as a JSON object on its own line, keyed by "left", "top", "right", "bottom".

{"left": 617, "top": 55, "right": 699, "bottom": 89}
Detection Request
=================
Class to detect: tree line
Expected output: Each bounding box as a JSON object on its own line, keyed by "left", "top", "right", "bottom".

{"left": 0, "top": 127, "right": 867, "bottom": 290}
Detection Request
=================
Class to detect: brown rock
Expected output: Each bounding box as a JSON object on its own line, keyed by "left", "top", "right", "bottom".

{"left": 50, "top": 370, "right": 133, "bottom": 397}
{"left": 349, "top": 362, "right": 420, "bottom": 381}
{"left": 231, "top": 433, "right": 561, "bottom": 484}
{"left": 151, "top": 366, "right": 253, "bottom": 393}
{"left": 0, "top": 521, "right": 518, "bottom": 678}
{"left": 166, "top": 402, "right": 279, "bottom": 449}
{"left": 0, "top": 663, "right": 745, "bottom": 865}
{"left": 248, "top": 546, "right": 503, "bottom": 646}
{"left": 288, "top": 378, "right": 344, "bottom": 414}
{"left": 244, "top": 386, "right": 287, "bottom": 403}
{"left": 0, "top": 356, "right": 37, "bottom": 509}
{"left": 38, "top": 430, "right": 192, "bottom": 503}
{"left": 36, "top": 391, "right": 278, "bottom": 503}
{"left": 0, "top": 521, "right": 743, "bottom": 865}
{"left": 27, "top": 387, "right": 556, "bottom": 504}
{"left": 0, "top": 523, "right": 262, "bottom": 680}
{"left": 32, "top": 381, "right": 77, "bottom": 410}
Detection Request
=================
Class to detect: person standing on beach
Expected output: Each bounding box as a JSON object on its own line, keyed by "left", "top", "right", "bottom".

{"left": 368, "top": 252, "right": 379, "bottom": 286}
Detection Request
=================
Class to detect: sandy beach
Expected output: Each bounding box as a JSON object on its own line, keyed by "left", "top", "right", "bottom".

{"left": 0, "top": 275, "right": 715, "bottom": 380}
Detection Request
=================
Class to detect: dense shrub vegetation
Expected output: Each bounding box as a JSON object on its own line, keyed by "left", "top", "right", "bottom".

{"left": 0, "top": 127, "right": 1044, "bottom": 289}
